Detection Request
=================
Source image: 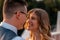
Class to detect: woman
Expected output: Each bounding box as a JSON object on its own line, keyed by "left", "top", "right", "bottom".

{"left": 24, "top": 8, "right": 54, "bottom": 40}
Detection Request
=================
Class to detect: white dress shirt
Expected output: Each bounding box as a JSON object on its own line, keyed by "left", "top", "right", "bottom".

{"left": 0, "top": 22, "right": 24, "bottom": 40}
{"left": 21, "top": 30, "right": 30, "bottom": 40}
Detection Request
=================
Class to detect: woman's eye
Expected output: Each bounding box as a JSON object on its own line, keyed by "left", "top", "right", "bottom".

{"left": 31, "top": 17, "right": 36, "bottom": 20}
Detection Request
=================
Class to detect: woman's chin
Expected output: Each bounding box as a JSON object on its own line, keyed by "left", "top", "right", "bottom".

{"left": 27, "top": 28, "right": 30, "bottom": 30}
{"left": 27, "top": 26, "right": 33, "bottom": 31}
{"left": 27, "top": 28, "right": 32, "bottom": 31}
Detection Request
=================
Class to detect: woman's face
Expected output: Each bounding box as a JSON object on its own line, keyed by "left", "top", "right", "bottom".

{"left": 26, "top": 12, "right": 39, "bottom": 31}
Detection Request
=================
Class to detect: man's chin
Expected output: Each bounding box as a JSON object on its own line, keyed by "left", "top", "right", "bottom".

{"left": 18, "top": 27, "right": 24, "bottom": 31}
{"left": 20, "top": 27, "right": 24, "bottom": 30}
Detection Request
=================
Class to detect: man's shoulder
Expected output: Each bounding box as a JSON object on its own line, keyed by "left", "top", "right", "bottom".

{"left": 0, "top": 26, "right": 17, "bottom": 35}
{"left": 0, "top": 27, "right": 17, "bottom": 40}
{"left": 0, "top": 26, "right": 15, "bottom": 34}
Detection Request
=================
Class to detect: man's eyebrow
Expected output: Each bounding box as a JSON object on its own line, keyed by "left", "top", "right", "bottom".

{"left": 20, "top": 11, "right": 26, "bottom": 14}
{"left": 20, "top": 11, "right": 27, "bottom": 17}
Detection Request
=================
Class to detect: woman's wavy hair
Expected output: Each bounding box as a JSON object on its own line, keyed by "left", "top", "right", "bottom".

{"left": 27, "top": 8, "right": 51, "bottom": 40}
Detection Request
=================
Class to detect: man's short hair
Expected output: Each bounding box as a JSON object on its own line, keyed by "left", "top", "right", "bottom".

{"left": 3, "top": 0, "right": 27, "bottom": 18}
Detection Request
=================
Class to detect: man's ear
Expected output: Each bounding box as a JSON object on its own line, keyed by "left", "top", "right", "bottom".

{"left": 16, "top": 11, "right": 21, "bottom": 20}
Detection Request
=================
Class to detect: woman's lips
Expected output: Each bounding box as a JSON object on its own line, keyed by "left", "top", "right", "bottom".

{"left": 29, "top": 23, "right": 33, "bottom": 27}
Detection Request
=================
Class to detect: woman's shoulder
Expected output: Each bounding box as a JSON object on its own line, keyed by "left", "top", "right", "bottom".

{"left": 50, "top": 38, "right": 55, "bottom": 40}
{"left": 27, "top": 38, "right": 55, "bottom": 40}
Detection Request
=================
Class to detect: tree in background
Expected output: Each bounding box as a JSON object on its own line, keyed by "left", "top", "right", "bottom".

{"left": 0, "top": 0, "right": 4, "bottom": 22}
{"left": 44, "top": 0, "right": 57, "bottom": 31}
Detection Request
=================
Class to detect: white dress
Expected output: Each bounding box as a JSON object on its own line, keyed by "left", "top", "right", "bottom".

{"left": 28, "top": 38, "right": 55, "bottom": 40}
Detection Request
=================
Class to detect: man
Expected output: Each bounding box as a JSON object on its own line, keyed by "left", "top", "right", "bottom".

{"left": 0, "top": 0, "right": 27, "bottom": 40}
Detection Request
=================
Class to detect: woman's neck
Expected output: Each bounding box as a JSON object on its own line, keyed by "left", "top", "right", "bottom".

{"left": 30, "top": 30, "right": 40, "bottom": 40}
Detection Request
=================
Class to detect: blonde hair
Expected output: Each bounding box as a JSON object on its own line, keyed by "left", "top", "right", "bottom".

{"left": 27, "top": 8, "right": 51, "bottom": 40}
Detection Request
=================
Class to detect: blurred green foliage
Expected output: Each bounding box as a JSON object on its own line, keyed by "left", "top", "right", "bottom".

{"left": 0, "top": 0, "right": 4, "bottom": 22}
{"left": 0, "top": 0, "right": 60, "bottom": 33}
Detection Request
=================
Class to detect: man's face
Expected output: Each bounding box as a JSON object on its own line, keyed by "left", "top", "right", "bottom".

{"left": 18, "top": 6, "right": 27, "bottom": 30}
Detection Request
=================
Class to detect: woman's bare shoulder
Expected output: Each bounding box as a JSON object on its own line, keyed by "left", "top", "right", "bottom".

{"left": 50, "top": 38, "right": 55, "bottom": 40}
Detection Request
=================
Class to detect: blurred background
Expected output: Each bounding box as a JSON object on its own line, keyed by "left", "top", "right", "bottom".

{"left": 0, "top": 0, "right": 60, "bottom": 36}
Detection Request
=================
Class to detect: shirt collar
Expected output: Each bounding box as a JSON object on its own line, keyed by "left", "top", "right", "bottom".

{"left": 0, "top": 22, "right": 17, "bottom": 34}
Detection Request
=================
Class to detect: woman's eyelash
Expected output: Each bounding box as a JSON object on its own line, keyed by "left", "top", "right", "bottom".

{"left": 31, "top": 17, "right": 35, "bottom": 20}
